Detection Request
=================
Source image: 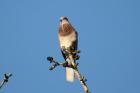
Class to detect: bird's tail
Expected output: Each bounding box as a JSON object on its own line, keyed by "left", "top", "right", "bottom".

{"left": 66, "top": 67, "right": 75, "bottom": 82}
{"left": 66, "top": 54, "right": 76, "bottom": 82}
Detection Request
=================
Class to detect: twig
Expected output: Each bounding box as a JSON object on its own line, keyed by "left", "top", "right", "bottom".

{"left": 0, "top": 73, "right": 12, "bottom": 89}
{"left": 47, "top": 57, "right": 68, "bottom": 70}
{"left": 74, "top": 69, "right": 90, "bottom": 93}
{"left": 47, "top": 49, "right": 90, "bottom": 93}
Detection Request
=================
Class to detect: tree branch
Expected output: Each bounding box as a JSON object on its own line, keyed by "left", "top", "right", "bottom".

{"left": 0, "top": 73, "right": 12, "bottom": 89}
{"left": 47, "top": 49, "right": 90, "bottom": 93}
{"left": 74, "top": 69, "right": 90, "bottom": 93}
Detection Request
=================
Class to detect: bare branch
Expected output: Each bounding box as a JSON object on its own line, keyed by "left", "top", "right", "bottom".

{"left": 0, "top": 73, "right": 12, "bottom": 89}
{"left": 74, "top": 69, "right": 90, "bottom": 93}
{"left": 47, "top": 49, "right": 91, "bottom": 93}
{"left": 47, "top": 57, "right": 68, "bottom": 70}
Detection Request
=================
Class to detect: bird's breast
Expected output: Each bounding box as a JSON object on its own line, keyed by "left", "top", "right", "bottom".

{"left": 58, "top": 32, "right": 76, "bottom": 49}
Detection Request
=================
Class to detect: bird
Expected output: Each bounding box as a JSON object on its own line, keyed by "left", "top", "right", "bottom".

{"left": 58, "top": 16, "right": 78, "bottom": 82}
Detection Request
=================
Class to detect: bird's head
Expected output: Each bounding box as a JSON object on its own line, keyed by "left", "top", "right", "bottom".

{"left": 58, "top": 16, "right": 75, "bottom": 34}
{"left": 60, "top": 16, "right": 69, "bottom": 25}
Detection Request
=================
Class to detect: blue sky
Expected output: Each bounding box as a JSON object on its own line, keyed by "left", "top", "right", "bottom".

{"left": 0, "top": 0, "right": 140, "bottom": 93}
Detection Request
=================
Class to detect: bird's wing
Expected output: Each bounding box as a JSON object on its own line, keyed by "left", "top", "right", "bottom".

{"left": 61, "top": 49, "right": 67, "bottom": 60}
{"left": 72, "top": 31, "right": 78, "bottom": 51}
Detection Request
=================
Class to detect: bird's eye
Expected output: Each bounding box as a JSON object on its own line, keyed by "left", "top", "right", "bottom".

{"left": 60, "top": 19, "right": 62, "bottom": 22}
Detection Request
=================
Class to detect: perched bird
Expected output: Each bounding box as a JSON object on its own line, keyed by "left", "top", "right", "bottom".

{"left": 58, "top": 16, "right": 78, "bottom": 82}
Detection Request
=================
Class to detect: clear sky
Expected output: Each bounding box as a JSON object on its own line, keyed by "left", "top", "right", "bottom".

{"left": 0, "top": 0, "right": 140, "bottom": 93}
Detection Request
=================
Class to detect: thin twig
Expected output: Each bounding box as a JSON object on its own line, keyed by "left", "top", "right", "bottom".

{"left": 0, "top": 73, "right": 12, "bottom": 89}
